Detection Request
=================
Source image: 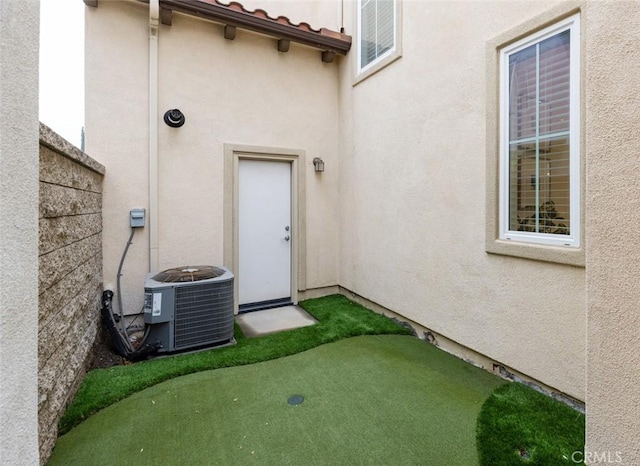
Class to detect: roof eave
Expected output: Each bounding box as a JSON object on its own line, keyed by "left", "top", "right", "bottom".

{"left": 160, "top": 0, "right": 351, "bottom": 55}
{"left": 84, "top": 0, "right": 351, "bottom": 57}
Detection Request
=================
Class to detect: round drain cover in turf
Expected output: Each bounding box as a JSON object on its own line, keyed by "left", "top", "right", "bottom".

{"left": 287, "top": 395, "right": 304, "bottom": 405}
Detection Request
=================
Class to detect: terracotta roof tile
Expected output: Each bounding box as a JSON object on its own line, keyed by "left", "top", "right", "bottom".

{"left": 216, "top": 1, "right": 321, "bottom": 33}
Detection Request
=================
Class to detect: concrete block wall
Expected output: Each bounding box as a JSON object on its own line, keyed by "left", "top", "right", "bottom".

{"left": 37, "top": 124, "right": 105, "bottom": 462}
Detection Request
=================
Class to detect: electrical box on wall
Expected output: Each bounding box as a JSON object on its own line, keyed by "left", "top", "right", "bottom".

{"left": 130, "top": 209, "right": 146, "bottom": 228}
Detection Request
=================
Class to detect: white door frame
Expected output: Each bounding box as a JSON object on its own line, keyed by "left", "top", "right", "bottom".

{"left": 224, "top": 144, "right": 307, "bottom": 313}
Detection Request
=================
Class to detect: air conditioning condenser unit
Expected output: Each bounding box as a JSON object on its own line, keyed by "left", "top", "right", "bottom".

{"left": 143, "top": 265, "right": 235, "bottom": 354}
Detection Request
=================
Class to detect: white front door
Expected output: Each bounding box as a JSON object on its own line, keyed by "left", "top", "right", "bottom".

{"left": 238, "top": 159, "right": 292, "bottom": 309}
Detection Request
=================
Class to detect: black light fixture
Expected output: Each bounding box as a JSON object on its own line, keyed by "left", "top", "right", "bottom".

{"left": 163, "top": 109, "right": 185, "bottom": 128}
{"left": 312, "top": 157, "right": 325, "bottom": 172}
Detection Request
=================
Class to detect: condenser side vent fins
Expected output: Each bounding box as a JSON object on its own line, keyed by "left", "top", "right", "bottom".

{"left": 144, "top": 266, "right": 235, "bottom": 353}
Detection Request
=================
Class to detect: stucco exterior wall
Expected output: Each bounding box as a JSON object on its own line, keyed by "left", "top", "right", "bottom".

{"left": 85, "top": 1, "right": 149, "bottom": 317}
{"left": 0, "top": 1, "right": 40, "bottom": 464}
{"left": 85, "top": 1, "right": 341, "bottom": 316}
{"left": 585, "top": 2, "right": 640, "bottom": 463}
{"left": 37, "top": 125, "right": 105, "bottom": 463}
{"left": 338, "top": 0, "right": 585, "bottom": 399}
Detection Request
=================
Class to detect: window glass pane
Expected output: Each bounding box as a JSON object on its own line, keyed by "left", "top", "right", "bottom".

{"left": 360, "top": 0, "right": 394, "bottom": 69}
{"left": 376, "top": 0, "right": 395, "bottom": 57}
{"left": 509, "top": 136, "right": 570, "bottom": 235}
{"left": 361, "top": 0, "right": 377, "bottom": 67}
{"left": 508, "top": 143, "right": 523, "bottom": 231}
{"left": 539, "top": 31, "right": 570, "bottom": 136}
{"left": 509, "top": 44, "right": 537, "bottom": 141}
{"left": 506, "top": 27, "right": 573, "bottom": 239}
{"left": 545, "top": 135, "right": 570, "bottom": 234}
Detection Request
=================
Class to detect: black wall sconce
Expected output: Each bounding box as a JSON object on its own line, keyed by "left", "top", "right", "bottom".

{"left": 313, "top": 157, "right": 325, "bottom": 172}
{"left": 164, "top": 109, "right": 185, "bottom": 128}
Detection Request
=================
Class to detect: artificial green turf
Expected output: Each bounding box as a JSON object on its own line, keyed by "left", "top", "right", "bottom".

{"left": 476, "top": 382, "right": 585, "bottom": 465}
{"left": 59, "top": 295, "right": 413, "bottom": 434}
{"left": 49, "top": 335, "right": 505, "bottom": 465}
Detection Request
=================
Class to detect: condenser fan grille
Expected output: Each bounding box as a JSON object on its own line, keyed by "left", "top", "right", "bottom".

{"left": 174, "top": 280, "right": 234, "bottom": 349}
{"left": 152, "top": 265, "right": 225, "bottom": 283}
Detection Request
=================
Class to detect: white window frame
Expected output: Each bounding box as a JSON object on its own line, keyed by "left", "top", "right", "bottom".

{"left": 498, "top": 14, "right": 580, "bottom": 248}
{"left": 356, "top": 0, "right": 401, "bottom": 82}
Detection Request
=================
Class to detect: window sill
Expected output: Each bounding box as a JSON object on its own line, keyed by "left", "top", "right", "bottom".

{"left": 353, "top": 50, "right": 402, "bottom": 86}
{"left": 486, "top": 238, "right": 585, "bottom": 267}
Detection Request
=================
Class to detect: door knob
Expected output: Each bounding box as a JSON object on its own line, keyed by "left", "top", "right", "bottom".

{"left": 284, "top": 235, "right": 290, "bottom": 241}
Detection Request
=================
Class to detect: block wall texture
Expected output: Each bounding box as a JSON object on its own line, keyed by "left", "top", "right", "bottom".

{"left": 37, "top": 124, "right": 105, "bottom": 462}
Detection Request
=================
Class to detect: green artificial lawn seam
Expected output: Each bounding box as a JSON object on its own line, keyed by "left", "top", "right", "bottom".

{"left": 59, "top": 294, "right": 413, "bottom": 434}
{"left": 476, "top": 382, "right": 585, "bottom": 466}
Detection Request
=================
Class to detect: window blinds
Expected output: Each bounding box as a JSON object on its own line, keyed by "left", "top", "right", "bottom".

{"left": 508, "top": 30, "right": 571, "bottom": 235}
{"left": 360, "top": 0, "right": 395, "bottom": 69}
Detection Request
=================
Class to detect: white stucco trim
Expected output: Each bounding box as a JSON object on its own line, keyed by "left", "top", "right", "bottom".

{"left": 485, "top": 2, "right": 585, "bottom": 266}
{"left": 223, "top": 144, "right": 307, "bottom": 313}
